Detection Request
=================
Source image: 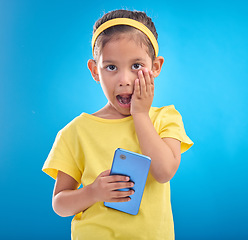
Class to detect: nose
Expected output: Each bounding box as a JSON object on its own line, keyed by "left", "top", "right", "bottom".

{"left": 118, "top": 70, "right": 132, "bottom": 87}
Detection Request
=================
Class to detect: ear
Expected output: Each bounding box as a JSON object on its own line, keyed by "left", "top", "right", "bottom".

{"left": 152, "top": 56, "right": 164, "bottom": 78}
{"left": 87, "top": 59, "right": 100, "bottom": 83}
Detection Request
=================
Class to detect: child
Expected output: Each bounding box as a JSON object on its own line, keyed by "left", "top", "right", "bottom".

{"left": 43, "top": 9, "right": 193, "bottom": 240}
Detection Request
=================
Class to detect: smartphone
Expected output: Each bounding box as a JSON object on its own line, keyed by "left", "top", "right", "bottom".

{"left": 104, "top": 148, "right": 151, "bottom": 215}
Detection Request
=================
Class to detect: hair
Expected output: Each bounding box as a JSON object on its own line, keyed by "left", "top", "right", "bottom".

{"left": 92, "top": 10, "right": 158, "bottom": 61}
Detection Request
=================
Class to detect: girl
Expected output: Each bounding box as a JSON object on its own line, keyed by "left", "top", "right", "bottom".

{"left": 43, "top": 9, "right": 193, "bottom": 240}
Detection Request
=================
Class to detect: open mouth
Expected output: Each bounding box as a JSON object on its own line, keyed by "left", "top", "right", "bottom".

{"left": 116, "top": 94, "right": 132, "bottom": 105}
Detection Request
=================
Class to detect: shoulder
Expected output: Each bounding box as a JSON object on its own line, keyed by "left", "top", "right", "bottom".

{"left": 149, "top": 105, "right": 184, "bottom": 133}
{"left": 149, "top": 105, "right": 182, "bottom": 121}
{"left": 150, "top": 106, "right": 193, "bottom": 153}
{"left": 57, "top": 113, "right": 87, "bottom": 137}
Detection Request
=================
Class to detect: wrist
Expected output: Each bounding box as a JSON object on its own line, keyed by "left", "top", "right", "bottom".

{"left": 83, "top": 184, "right": 98, "bottom": 205}
{"left": 131, "top": 111, "right": 150, "bottom": 120}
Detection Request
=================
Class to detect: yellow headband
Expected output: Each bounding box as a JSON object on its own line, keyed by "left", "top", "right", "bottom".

{"left": 91, "top": 18, "right": 159, "bottom": 57}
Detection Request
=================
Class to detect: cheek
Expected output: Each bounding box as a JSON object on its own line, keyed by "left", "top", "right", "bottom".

{"left": 100, "top": 81, "right": 114, "bottom": 97}
{"left": 132, "top": 70, "right": 140, "bottom": 79}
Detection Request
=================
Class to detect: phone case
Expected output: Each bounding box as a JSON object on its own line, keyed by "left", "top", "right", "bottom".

{"left": 104, "top": 148, "right": 151, "bottom": 215}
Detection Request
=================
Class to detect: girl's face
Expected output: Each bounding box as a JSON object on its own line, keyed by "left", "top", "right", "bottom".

{"left": 88, "top": 34, "right": 163, "bottom": 119}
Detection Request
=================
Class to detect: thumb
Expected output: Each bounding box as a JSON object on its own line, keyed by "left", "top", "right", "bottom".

{"left": 99, "top": 169, "right": 111, "bottom": 177}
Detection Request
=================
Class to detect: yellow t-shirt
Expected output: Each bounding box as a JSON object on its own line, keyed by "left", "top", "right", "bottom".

{"left": 42, "top": 105, "right": 193, "bottom": 240}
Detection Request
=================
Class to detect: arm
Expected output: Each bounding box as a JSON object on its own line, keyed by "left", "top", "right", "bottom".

{"left": 132, "top": 113, "right": 181, "bottom": 183}
{"left": 52, "top": 170, "right": 134, "bottom": 217}
{"left": 131, "top": 68, "right": 181, "bottom": 183}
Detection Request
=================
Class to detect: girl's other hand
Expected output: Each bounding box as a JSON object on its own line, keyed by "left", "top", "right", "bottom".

{"left": 90, "top": 170, "right": 135, "bottom": 203}
{"left": 130, "top": 68, "right": 154, "bottom": 116}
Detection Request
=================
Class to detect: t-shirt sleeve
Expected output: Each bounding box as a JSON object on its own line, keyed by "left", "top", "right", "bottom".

{"left": 158, "top": 106, "right": 193, "bottom": 153}
{"left": 42, "top": 130, "right": 82, "bottom": 183}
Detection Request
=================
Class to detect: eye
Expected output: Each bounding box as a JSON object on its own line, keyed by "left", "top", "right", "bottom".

{"left": 132, "top": 63, "right": 142, "bottom": 70}
{"left": 106, "top": 65, "right": 117, "bottom": 71}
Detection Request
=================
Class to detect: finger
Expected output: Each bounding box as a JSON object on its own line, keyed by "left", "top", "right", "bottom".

{"left": 111, "top": 189, "right": 135, "bottom": 200}
{"left": 133, "top": 78, "right": 141, "bottom": 97}
{"left": 107, "top": 174, "right": 130, "bottom": 183}
{"left": 150, "top": 70, "right": 154, "bottom": 85}
{"left": 143, "top": 68, "right": 154, "bottom": 96}
{"left": 143, "top": 68, "right": 151, "bottom": 87}
{"left": 108, "top": 196, "right": 131, "bottom": 203}
{"left": 149, "top": 70, "right": 155, "bottom": 95}
{"left": 138, "top": 69, "right": 146, "bottom": 94}
{"left": 110, "top": 181, "right": 134, "bottom": 191}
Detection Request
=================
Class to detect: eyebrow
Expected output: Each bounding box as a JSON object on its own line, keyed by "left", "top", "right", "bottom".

{"left": 102, "top": 60, "right": 115, "bottom": 64}
{"left": 102, "top": 58, "right": 146, "bottom": 64}
{"left": 132, "top": 58, "right": 146, "bottom": 62}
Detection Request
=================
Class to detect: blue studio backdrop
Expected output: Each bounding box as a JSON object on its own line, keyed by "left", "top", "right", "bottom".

{"left": 0, "top": 0, "right": 247, "bottom": 239}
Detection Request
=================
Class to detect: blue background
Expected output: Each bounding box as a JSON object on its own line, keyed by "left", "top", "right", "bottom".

{"left": 1, "top": 0, "right": 247, "bottom": 239}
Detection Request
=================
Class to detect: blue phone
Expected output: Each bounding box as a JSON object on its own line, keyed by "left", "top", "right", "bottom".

{"left": 104, "top": 148, "right": 151, "bottom": 215}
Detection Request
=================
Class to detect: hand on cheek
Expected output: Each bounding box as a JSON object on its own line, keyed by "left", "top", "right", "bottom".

{"left": 130, "top": 68, "right": 154, "bottom": 115}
